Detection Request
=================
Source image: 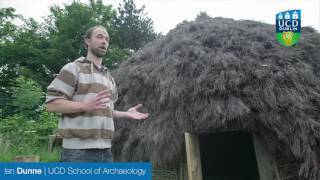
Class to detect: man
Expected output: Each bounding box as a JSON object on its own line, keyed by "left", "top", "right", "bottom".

{"left": 45, "top": 25, "right": 149, "bottom": 162}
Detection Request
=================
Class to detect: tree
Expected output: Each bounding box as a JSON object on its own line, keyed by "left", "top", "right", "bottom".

{"left": 0, "top": 8, "right": 19, "bottom": 117}
{"left": 42, "top": 0, "right": 118, "bottom": 73}
{"left": 0, "top": 8, "right": 53, "bottom": 117}
{"left": 0, "top": 17, "right": 51, "bottom": 89}
{"left": 9, "top": 76, "right": 44, "bottom": 118}
{"left": 114, "top": 0, "right": 157, "bottom": 51}
{"left": 0, "top": 7, "right": 18, "bottom": 41}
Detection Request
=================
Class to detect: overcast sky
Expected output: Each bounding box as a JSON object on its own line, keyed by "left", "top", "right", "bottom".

{"left": 1, "top": 0, "right": 319, "bottom": 34}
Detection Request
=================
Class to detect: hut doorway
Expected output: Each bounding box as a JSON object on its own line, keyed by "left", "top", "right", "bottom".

{"left": 199, "top": 131, "right": 259, "bottom": 180}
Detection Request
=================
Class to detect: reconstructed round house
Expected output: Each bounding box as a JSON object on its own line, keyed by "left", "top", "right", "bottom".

{"left": 112, "top": 14, "right": 320, "bottom": 180}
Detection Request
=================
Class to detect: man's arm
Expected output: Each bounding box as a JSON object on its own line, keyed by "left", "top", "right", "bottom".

{"left": 46, "top": 99, "right": 87, "bottom": 114}
{"left": 113, "top": 104, "right": 149, "bottom": 120}
{"left": 46, "top": 90, "right": 111, "bottom": 114}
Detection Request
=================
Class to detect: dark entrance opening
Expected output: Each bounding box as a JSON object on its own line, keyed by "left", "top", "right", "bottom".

{"left": 199, "top": 131, "right": 260, "bottom": 180}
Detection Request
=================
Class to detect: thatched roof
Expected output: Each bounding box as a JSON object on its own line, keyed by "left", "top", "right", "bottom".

{"left": 112, "top": 15, "right": 320, "bottom": 179}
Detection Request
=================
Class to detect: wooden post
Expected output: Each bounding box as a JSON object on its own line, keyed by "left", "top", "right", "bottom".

{"left": 184, "top": 132, "right": 203, "bottom": 180}
{"left": 48, "top": 134, "right": 63, "bottom": 152}
{"left": 253, "top": 135, "right": 279, "bottom": 180}
{"left": 48, "top": 135, "right": 56, "bottom": 152}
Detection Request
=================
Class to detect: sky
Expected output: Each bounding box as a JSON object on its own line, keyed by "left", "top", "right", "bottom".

{"left": 1, "top": 0, "right": 320, "bottom": 34}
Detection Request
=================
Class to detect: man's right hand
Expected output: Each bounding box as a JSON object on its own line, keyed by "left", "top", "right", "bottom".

{"left": 83, "top": 89, "right": 112, "bottom": 112}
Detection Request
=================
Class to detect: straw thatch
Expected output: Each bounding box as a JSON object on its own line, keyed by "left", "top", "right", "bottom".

{"left": 112, "top": 15, "right": 320, "bottom": 179}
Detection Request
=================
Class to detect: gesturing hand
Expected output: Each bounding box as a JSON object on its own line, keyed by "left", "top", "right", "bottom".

{"left": 83, "top": 89, "right": 111, "bottom": 112}
{"left": 126, "top": 104, "right": 149, "bottom": 120}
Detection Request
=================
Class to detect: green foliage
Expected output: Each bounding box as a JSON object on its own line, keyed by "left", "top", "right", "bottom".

{"left": 38, "top": 147, "right": 61, "bottom": 162}
{"left": 114, "top": 0, "right": 157, "bottom": 51}
{"left": 0, "top": 0, "right": 157, "bottom": 82}
{"left": 0, "top": 111, "right": 59, "bottom": 159}
{"left": 44, "top": 0, "right": 117, "bottom": 73}
{"left": 0, "top": 7, "right": 19, "bottom": 41}
{"left": 0, "top": 144, "right": 61, "bottom": 162}
{"left": 0, "top": 111, "right": 58, "bottom": 139}
{"left": 0, "top": 16, "right": 51, "bottom": 116}
{"left": 104, "top": 48, "right": 131, "bottom": 69}
{"left": 0, "top": 7, "right": 17, "bottom": 24}
{"left": 9, "top": 76, "right": 44, "bottom": 116}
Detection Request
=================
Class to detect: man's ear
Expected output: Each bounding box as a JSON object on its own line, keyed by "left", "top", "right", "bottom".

{"left": 85, "top": 38, "right": 90, "bottom": 48}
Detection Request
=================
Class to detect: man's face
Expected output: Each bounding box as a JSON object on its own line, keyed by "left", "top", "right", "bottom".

{"left": 86, "top": 27, "right": 109, "bottom": 57}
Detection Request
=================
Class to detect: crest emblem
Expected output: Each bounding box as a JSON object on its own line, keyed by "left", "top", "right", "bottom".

{"left": 276, "top": 10, "right": 301, "bottom": 47}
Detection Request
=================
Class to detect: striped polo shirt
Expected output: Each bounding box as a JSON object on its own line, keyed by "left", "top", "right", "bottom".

{"left": 45, "top": 57, "right": 118, "bottom": 149}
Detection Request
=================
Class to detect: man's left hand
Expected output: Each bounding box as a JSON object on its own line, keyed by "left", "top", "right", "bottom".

{"left": 126, "top": 104, "right": 149, "bottom": 120}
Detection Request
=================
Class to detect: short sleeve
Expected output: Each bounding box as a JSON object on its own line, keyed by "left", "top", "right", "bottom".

{"left": 45, "top": 63, "right": 78, "bottom": 103}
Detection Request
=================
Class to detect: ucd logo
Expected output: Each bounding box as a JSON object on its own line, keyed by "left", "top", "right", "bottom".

{"left": 276, "top": 10, "right": 301, "bottom": 47}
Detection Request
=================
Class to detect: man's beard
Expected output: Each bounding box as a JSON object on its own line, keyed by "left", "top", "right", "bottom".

{"left": 90, "top": 46, "right": 106, "bottom": 57}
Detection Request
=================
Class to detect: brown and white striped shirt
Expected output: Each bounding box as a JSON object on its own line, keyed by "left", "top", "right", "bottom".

{"left": 46, "top": 57, "right": 118, "bottom": 149}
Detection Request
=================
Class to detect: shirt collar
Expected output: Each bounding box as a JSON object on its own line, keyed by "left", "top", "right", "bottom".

{"left": 83, "top": 58, "right": 108, "bottom": 73}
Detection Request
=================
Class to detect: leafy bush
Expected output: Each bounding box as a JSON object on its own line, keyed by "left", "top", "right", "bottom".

{"left": 0, "top": 111, "right": 58, "bottom": 156}
{"left": 9, "top": 76, "right": 44, "bottom": 117}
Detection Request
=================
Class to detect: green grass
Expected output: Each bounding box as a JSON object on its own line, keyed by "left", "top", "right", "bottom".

{"left": 39, "top": 148, "right": 61, "bottom": 162}
{"left": 0, "top": 143, "right": 61, "bottom": 162}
